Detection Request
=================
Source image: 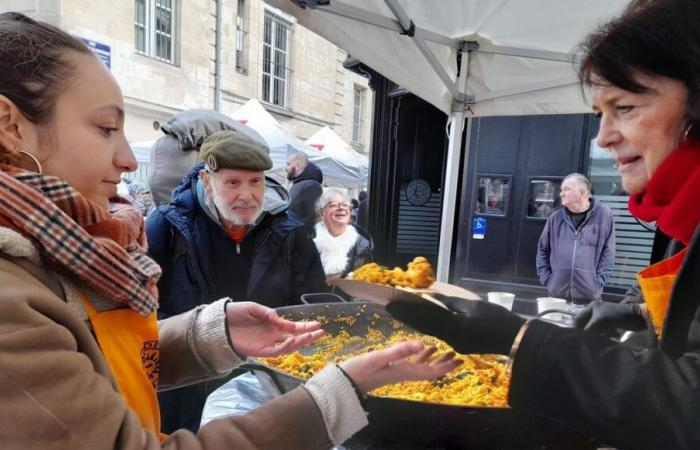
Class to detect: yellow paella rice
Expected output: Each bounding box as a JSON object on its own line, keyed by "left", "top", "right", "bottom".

{"left": 260, "top": 326, "right": 509, "bottom": 407}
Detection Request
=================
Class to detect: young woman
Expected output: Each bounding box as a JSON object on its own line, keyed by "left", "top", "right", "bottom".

{"left": 0, "top": 12, "right": 460, "bottom": 449}
{"left": 388, "top": 1, "right": 700, "bottom": 448}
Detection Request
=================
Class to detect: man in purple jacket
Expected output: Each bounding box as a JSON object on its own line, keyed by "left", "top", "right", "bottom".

{"left": 536, "top": 173, "right": 615, "bottom": 304}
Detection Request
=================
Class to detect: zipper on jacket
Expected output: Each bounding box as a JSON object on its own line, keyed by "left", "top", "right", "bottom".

{"left": 570, "top": 231, "right": 578, "bottom": 302}
{"left": 236, "top": 242, "right": 241, "bottom": 254}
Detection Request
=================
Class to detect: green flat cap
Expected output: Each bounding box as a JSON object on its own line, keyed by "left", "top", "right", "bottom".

{"left": 200, "top": 129, "right": 272, "bottom": 172}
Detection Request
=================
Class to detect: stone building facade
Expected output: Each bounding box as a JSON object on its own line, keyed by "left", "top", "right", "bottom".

{"left": 2, "top": 0, "right": 373, "bottom": 154}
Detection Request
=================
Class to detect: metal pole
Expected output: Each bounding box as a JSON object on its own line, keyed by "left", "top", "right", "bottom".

{"left": 436, "top": 50, "right": 470, "bottom": 283}
{"left": 213, "top": 0, "right": 222, "bottom": 111}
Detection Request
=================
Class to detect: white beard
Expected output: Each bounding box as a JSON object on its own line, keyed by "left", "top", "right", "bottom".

{"left": 313, "top": 222, "right": 358, "bottom": 275}
{"left": 209, "top": 184, "right": 261, "bottom": 226}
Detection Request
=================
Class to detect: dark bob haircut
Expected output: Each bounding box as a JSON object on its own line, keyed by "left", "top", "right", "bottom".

{"left": 578, "top": 0, "right": 700, "bottom": 138}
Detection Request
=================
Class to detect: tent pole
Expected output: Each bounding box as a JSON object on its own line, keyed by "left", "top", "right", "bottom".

{"left": 436, "top": 111, "right": 466, "bottom": 282}
{"left": 436, "top": 48, "right": 469, "bottom": 282}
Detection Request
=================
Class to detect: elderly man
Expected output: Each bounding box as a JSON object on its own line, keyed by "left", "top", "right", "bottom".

{"left": 536, "top": 173, "right": 615, "bottom": 304}
{"left": 147, "top": 130, "right": 326, "bottom": 432}
{"left": 286, "top": 151, "right": 323, "bottom": 235}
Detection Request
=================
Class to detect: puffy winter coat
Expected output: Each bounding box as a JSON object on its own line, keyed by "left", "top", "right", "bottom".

{"left": 146, "top": 163, "right": 327, "bottom": 318}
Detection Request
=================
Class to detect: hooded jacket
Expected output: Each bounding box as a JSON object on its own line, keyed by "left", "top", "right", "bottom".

{"left": 535, "top": 198, "right": 615, "bottom": 303}
{"left": 146, "top": 163, "right": 327, "bottom": 318}
{"left": 288, "top": 162, "right": 323, "bottom": 236}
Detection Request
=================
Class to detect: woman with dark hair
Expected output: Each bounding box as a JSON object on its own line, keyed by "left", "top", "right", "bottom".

{"left": 0, "top": 12, "right": 460, "bottom": 449}
{"left": 388, "top": 1, "right": 700, "bottom": 448}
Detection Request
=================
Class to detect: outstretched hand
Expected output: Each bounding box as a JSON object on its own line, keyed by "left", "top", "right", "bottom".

{"left": 226, "top": 301, "right": 324, "bottom": 357}
{"left": 340, "top": 340, "right": 462, "bottom": 393}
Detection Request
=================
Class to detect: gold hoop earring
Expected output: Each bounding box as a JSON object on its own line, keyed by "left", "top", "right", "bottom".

{"left": 684, "top": 124, "right": 694, "bottom": 141}
{"left": 18, "top": 150, "right": 43, "bottom": 174}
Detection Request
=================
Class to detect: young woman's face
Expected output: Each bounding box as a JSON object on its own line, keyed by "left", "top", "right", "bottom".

{"left": 592, "top": 73, "right": 688, "bottom": 194}
{"left": 35, "top": 53, "right": 136, "bottom": 208}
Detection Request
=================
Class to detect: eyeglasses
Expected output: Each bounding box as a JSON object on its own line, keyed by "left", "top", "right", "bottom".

{"left": 325, "top": 201, "right": 350, "bottom": 210}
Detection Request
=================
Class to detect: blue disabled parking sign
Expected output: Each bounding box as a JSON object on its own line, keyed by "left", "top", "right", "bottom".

{"left": 472, "top": 217, "right": 487, "bottom": 239}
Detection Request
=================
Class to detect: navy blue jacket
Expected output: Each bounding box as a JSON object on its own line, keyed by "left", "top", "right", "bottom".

{"left": 146, "top": 163, "right": 327, "bottom": 318}
{"left": 536, "top": 198, "right": 615, "bottom": 303}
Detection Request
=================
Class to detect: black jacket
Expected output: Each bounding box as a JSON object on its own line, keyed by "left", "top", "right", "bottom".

{"left": 288, "top": 162, "right": 323, "bottom": 236}
{"left": 509, "top": 223, "right": 700, "bottom": 450}
{"left": 312, "top": 223, "right": 373, "bottom": 277}
{"left": 341, "top": 224, "right": 373, "bottom": 277}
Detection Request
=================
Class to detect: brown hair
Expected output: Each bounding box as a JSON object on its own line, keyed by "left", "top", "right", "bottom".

{"left": 578, "top": 0, "right": 700, "bottom": 139}
{"left": 0, "top": 12, "right": 91, "bottom": 126}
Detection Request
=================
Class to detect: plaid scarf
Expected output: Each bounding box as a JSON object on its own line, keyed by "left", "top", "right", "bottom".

{"left": 0, "top": 165, "right": 161, "bottom": 316}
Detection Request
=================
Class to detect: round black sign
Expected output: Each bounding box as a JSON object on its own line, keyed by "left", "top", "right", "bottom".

{"left": 406, "top": 179, "right": 431, "bottom": 206}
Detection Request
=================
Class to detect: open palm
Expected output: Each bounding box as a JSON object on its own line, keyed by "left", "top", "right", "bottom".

{"left": 226, "top": 301, "right": 324, "bottom": 357}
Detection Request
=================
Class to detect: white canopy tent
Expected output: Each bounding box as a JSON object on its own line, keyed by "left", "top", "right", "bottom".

{"left": 267, "top": 0, "right": 629, "bottom": 281}
{"left": 305, "top": 126, "right": 369, "bottom": 180}
{"left": 232, "top": 99, "right": 364, "bottom": 188}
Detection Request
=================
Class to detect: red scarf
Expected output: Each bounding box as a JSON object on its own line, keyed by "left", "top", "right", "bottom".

{"left": 0, "top": 165, "right": 160, "bottom": 316}
{"left": 628, "top": 138, "right": 700, "bottom": 246}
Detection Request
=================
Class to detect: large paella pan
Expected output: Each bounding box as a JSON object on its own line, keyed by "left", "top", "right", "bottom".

{"left": 244, "top": 301, "right": 596, "bottom": 449}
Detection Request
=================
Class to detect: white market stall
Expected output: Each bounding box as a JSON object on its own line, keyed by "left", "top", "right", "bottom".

{"left": 305, "top": 126, "right": 369, "bottom": 181}
{"left": 266, "top": 0, "right": 629, "bottom": 280}
{"left": 232, "top": 99, "right": 365, "bottom": 188}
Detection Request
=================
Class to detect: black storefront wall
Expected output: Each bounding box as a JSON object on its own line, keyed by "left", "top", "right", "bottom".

{"left": 364, "top": 68, "right": 603, "bottom": 297}
{"left": 452, "top": 114, "right": 597, "bottom": 297}
{"left": 367, "top": 75, "right": 449, "bottom": 270}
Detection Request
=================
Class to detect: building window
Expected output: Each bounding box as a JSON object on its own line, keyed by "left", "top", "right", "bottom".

{"left": 235, "top": 0, "right": 248, "bottom": 73}
{"left": 262, "top": 9, "right": 292, "bottom": 107}
{"left": 474, "top": 176, "right": 511, "bottom": 217}
{"left": 352, "top": 87, "right": 364, "bottom": 144}
{"left": 527, "top": 179, "right": 562, "bottom": 219}
{"left": 134, "top": 0, "right": 177, "bottom": 63}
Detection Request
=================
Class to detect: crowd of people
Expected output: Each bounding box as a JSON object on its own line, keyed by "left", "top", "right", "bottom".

{"left": 0, "top": 11, "right": 457, "bottom": 449}
{"left": 1, "top": 0, "right": 700, "bottom": 448}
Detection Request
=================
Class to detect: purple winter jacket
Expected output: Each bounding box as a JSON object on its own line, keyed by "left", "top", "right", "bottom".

{"left": 536, "top": 198, "right": 615, "bottom": 304}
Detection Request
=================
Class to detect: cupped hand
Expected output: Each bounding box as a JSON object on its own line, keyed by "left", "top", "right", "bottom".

{"left": 339, "top": 340, "right": 462, "bottom": 393}
{"left": 226, "top": 301, "right": 324, "bottom": 357}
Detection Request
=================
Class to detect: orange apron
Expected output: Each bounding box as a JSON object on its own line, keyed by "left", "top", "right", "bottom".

{"left": 637, "top": 249, "right": 688, "bottom": 338}
{"left": 80, "top": 294, "right": 165, "bottom": 439}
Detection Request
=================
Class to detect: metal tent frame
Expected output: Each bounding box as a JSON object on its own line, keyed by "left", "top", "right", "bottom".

{"left": 269, "top": 0, "right": 627, "bottom": 280}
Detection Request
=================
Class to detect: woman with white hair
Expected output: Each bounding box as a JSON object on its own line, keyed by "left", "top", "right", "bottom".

{"left": 313, "top": 188, "right": 373, "bottom": 277}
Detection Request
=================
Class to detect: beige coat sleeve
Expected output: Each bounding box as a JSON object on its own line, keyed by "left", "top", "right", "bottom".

{"left": 0, "top": 258, "right": 332, "bottom": 450}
